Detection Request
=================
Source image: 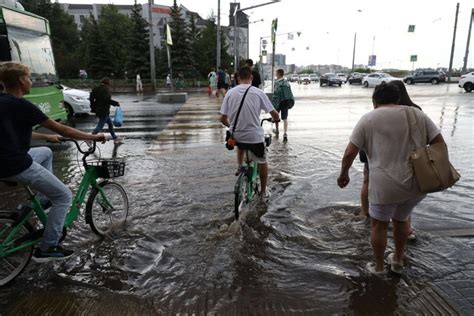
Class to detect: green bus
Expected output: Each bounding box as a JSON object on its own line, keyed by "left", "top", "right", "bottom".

{"left": 0, "top": 4, "right": 66, "bottom": 122}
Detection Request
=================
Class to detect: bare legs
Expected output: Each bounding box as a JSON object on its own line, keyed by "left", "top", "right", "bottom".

{"left": 370, "top": 217, "right": 409, "bottom": 272}
{"left": 360, "top": 165, "right": 369, "bottom": 217}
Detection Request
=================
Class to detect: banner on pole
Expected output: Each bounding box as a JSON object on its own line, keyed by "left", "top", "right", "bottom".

{"left": 166, "top": 23, "right": 173, "bottom": 45}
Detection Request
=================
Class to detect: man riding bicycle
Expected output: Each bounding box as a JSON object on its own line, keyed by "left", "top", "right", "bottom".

{"left": 0, "top": 62, "right": 105, "bottom": 262}
{"left": 220, "top": 67, "right": 279, "bottom": 200}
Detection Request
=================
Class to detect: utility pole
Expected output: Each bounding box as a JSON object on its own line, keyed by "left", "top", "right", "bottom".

{"left": 148, "top": 0, "right": 156, "bottom": 91}
{"left": 448, "top": 2, "right": 460, "bottom": 82}
{"left": 351, "top": 32, "right": 357, "bottom": 71}
{"left": 216, "top": 0, "right": 221, "bottom": 70}
{"left": 462, "top": 8, "right": 473, "bottom": 73}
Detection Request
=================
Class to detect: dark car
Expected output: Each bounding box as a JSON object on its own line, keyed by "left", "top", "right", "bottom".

{"left": 404, "top": 71, "right": 446, "bottom": 85}
{"left": 347, "top": 72, "right": 365, "bottom": 84}
{"left": 320, "top": 73, "right": 342, "bottom": 87}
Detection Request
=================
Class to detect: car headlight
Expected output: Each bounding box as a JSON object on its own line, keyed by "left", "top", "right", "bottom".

{"left": 71, "top": 96, "right": 86, "bottom": 102}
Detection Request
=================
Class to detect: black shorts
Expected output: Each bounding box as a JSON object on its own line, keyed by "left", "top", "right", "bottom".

{"left": 277, "top": 107, "right": 288, "bottom": 120}
{"left": 218, "top": 82, "right": 226, "bottom": 89}
{"left": 236, "top": 142, "right": 265, "bottom": 159}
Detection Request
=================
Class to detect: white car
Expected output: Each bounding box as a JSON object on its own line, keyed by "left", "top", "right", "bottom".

{"left": 459, "top": 72, "right": 474, "bottom": 92}
{"left": 362, "top": 73, "right": 399, "bottom": 87}
{"left": 61, "top": 85, "right": 91, "bottom": 117}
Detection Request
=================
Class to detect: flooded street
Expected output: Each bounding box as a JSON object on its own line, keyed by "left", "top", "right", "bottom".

{"left": 1, "top": 84, "right": 473, "bottom": 314}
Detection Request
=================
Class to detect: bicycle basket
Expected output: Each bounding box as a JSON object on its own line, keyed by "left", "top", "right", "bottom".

{"left": 88, "top": 160, "right": 125, "bottom": 178}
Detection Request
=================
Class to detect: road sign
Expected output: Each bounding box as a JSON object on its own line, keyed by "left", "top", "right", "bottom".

{"left": 410, "top": 55, "right": 417, "bottom": 62}
{"left": 408, "top": 25, "right": 415, "bottom": 32}
{"left": 368, "top": 55, "right": 376, "bottom": 66}
{"left": 271, "top": 18, "right": 278, "bottom": 43}
{"left": 262, "top": 50, "right": 267, "bottom": 56}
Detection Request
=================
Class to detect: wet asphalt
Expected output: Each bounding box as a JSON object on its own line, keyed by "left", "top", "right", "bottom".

{"left": 0, "top": 82, "right": 473, "bottom": 315}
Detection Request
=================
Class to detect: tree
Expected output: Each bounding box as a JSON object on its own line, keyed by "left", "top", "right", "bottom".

{"left": 126, "top": 3, "right": 150, "bottom": 79}
{"left": 98, "top": 5, "right": 132, "bottom": 79}
{"left": 83, "top": 16, "right": 114, "bottom": 79}
{"left": 169, "top": 0, "right": 195, "bottom": 78}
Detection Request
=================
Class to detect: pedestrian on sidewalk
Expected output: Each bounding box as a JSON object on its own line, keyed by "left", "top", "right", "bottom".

{"left": 208, "top": 69, "right": 217, "bottom": 97}
{"left": 216, "top": 68, "right": 227, "bottom": 98}
{"left": 90, "top": 78, "right": 123, "bottom": 144}
{"left": 244, "top": 59, "right": 262, "bottom": 88}
{"left": 337, "top": 82, "right": 445, "bottom": 275}
{"left": 166, "top": 74, "right": 171, "bottom": 89}
{"left": 272, "top": 69, "right": 294, "bottom": 142}
{"left": 136, "top": 73, "right": 143, "bottom": 92}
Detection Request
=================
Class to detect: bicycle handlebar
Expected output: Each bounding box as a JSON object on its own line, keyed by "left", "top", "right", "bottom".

{"left": 58, "top": 137, "right": 97, "bottom": 155}
{"left": 260, "top": 118, "right": 280, "bottom": 126}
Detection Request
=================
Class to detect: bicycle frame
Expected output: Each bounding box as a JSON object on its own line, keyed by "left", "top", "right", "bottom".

{"left": 241, "top": 151, "right": 259, "bottom": 202}
{"left": 0, "top": 141, "right": 115, "bottom": 258}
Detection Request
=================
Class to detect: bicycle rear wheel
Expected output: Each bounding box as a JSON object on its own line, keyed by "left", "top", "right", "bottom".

{"left": 0, "top": 212, "right": 34, "bottom": 286}
{"left": 85, "top": 181, "right": 129, "bottom": 237}
{"left": 234, "top": 173, "right": 249, "bottom": 220}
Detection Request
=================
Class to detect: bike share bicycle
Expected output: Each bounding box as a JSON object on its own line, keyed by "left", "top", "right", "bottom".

{"left": 233, "top": 118, "right": 273, "bottom": 220}
{"left": 0, "top": 138, "right": 129, "bottom": 286}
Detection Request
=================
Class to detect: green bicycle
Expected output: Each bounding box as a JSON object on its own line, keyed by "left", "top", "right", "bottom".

{"left": 0, "top": 138, "right": 129, "bottom": 286}
{"left": 234, "top": 118, "right": 273, "bottom": 220}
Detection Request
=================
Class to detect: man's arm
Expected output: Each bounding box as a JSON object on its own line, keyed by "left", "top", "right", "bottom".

{"left": 337, "top": 142, "right": 360, "bottom": 188}
{"left": 110, "top": 99, "right": 120, "bottom": 107}
{"left": 32, "top": 132, "right": 61, "bottom": 143}
{"left": 220, "top": 114, "right": 230, "bottom": 128}
{"left": 269, "top": 109, "right": 280, "bottom": 122}
{"left": 40, "top": 119, "right": 105, "bottom": 142}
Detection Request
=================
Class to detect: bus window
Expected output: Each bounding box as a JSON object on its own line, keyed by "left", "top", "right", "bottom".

{"left": 7, "top": 27, "right": 57, "bottom": 86}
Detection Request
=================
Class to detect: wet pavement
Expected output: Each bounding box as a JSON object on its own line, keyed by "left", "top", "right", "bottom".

{"left": 0, "top": 83, "right": 473, "bottom": 315}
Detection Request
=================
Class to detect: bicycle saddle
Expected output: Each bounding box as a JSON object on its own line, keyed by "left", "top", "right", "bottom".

{"left": 0, "top": 180, "right": 18, "bottom": 186}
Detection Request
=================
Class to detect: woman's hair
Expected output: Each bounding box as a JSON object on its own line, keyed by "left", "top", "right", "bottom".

{"left": 0, "top": 62, "right": 29, "bottom": 89}
{"left": 372, "top": 82, "right": 400, "bottom": 105}
{"left": 390, "top": 80, "right": 422, "bottom": 110}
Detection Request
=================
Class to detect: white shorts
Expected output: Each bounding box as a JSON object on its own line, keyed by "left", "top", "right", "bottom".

{"left": 369, "top": 195, "right": 426, "bottom": 222}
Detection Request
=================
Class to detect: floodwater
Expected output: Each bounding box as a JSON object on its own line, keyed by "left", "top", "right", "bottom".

{"left": 1, "top": 84, "right": 473, "bottom": 314}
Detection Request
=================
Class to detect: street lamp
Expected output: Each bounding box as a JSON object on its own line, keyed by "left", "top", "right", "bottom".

{"left": 233, "top": 0, "right": 281, "bottom": 72}
{"left": 351, "top": 9, "right": 363, "bottom": 72}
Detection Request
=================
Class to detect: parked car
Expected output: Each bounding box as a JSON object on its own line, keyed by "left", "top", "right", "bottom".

{"left": 309, "top": 74, "right": 320, "bottom": 82}
{"left": 298, "top": 74, "right": 311, "bottom": 84}
{"left": 336, "top": 73, "right": 347, "bottom": 83}
{"left": 347, "top": 72, "right": 365, "bottom": 85}
{"left": 459, "top": 72, "right": 474, "bottom": 92}
{"left": 362, "top": 73, "right": 398, "bottom": 87}
{"left": 61, "top": 85, "right": 91, "bottom": 118}
{"left": 289, "top": 74, "right": 299, "bottom": 82}
{"left": 404, "top": 70, "right": 446, "bottom": 85}
{"left": 320, "top": 73, "right": 342, "bottom": 87}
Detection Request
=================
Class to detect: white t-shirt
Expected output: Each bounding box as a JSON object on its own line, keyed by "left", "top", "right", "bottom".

{"left": 220, "top": 84, "right": 275, "bottom": 144}
{"left": 350, "top": 105, "right": 440, "bottom": 204}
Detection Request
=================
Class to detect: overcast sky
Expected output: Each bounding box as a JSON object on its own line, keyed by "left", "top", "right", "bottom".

{"left": 58, "top": 0, "right": 474, "bottom": 70}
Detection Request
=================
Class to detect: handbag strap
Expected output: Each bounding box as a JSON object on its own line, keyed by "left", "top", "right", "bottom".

{"left": 231, "top": 86, "right": 252, "bottom": 135}
{"left": 404, "top": 107, "right": 416, "bottom": 151}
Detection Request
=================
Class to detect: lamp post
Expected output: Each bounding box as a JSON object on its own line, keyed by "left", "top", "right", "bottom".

{"left": 233, "top": 0, "right": 281, "bottom": 73}
{"left": 351, "top": 9, "right": 363, "bottom": 72}
{"left": 148, "top": 0, "right": 156, "bottom": 91}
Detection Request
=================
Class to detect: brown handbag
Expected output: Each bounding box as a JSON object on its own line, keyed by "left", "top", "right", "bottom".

{"left": 405, "top": 108, "right": 460, "bottom": 193}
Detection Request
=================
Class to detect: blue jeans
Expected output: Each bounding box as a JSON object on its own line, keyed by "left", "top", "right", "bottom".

{"left": 7, "top": 147, "right": 72, "bottom": 251}
{"left": 92, "top": 116, "right": 117, "bottom": 139}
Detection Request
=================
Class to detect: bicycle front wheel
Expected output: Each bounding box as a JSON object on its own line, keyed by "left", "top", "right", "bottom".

{"left": 0, "top": 212, "right": 34, "bottom": 286}
{"left": 85, "top": 181, "right": 129, "bottom": 236}
{"left": 234, "top": 173, "right": 249, "bottom": 220}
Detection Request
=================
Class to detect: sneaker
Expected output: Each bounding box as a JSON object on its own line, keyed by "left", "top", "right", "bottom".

{"left": 283, "top": 133, "right": 288, "bottom": 142}
{"left": 235, "top": 166, "right": 243, "bottom": 176}
{"left": 113, "top": 137, "right": 124, "bottom": 144}
{"left": 272, "top": 128, "right": 279, "bottom": 136}
{"left": 407, "top": 230, "right": 417, "bottom": 241}
{"left": 387, "top": 253, "right": 404, "bottom": 274}
{"left": 365, "top": 262, "right": 385, "bottom": 276}
{"left": 32, "top": 246, "right": 74, "bottom": 263}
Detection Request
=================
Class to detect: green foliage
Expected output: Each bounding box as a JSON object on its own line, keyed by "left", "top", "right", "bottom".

{"left": 169, "top": 0, "right": 195, "bottom": 78}
{"left": 84, "top": 16, "right": 114, "bottom": 78}
{"left": 98, "top": 5, "right": 132, "bottom": 78}
{"left": 126, "top": 3, "right": 150, "bottom": 78}
{"left": 353, "top": 68, "right": 371, "bottom": 73}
